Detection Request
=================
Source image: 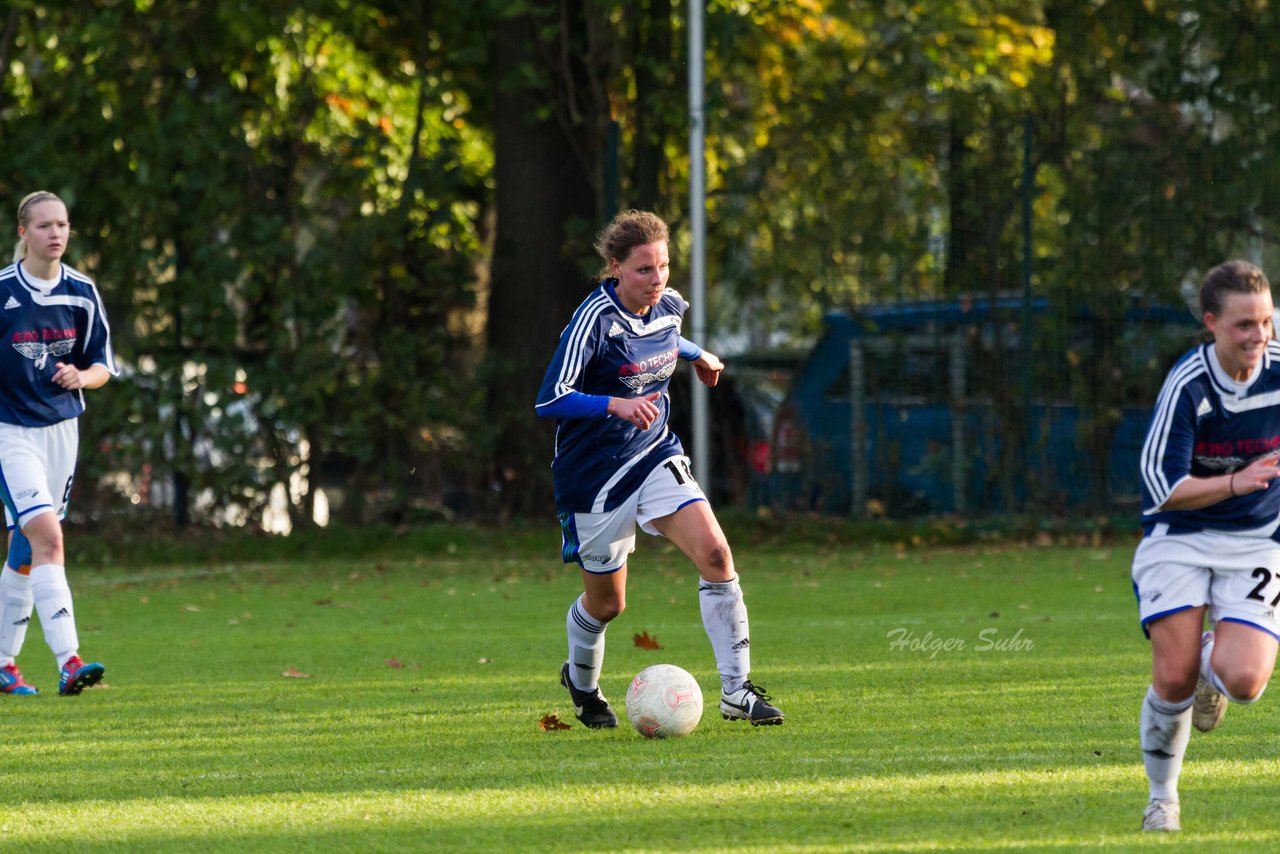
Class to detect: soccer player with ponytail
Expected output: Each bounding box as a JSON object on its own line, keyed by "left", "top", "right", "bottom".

{"left": 535, "top": 210, "right": 783, "bottom": 729}
{"left": 0, "top": 191, "right": 115, "bottom": 696}
{"left": 1134, "top": 259, "right": 1280, "bottom": 830}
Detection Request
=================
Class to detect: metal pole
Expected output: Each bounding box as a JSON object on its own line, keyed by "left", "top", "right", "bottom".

{"left": 689, "top": 0, "right": 710, "bottom": 489}
{"left": 1021, "top": 116, "right": 1033, "bottom": 497}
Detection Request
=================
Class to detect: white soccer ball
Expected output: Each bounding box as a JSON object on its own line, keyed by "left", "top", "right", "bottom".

{"left": 625, "top": 663, "right": 703, "bottom": 738}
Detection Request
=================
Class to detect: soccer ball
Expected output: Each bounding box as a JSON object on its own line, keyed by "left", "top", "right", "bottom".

{"left": 625, "top": 664, "right": 703, "bottom": 738}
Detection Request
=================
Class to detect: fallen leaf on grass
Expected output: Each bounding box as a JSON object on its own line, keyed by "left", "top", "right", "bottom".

{"left": 282, "top": 667, "right": 313, "bottom": 679}
{"left": 183, "top": 604, "right": 201, "bottom": 612}
{"left": 633, "top": 631, "right": 662, "bottom": 650}
{"left": 539, "top": 713, "right": 572, "bottom": 731}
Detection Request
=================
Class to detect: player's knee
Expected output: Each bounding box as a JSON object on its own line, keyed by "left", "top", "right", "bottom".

{"left": 600, "top": 601, "right": 625, "bottom": 622}
{"left": 22, "top": 522, "right": 62, "bottom": 563}
{"left": 701, "top": 540, "right": 734, "bottom": 579}
{"left": 1221, "top": 672, "right": 1268, "bottom": 704}
{"left": 591, "top": 595, "right": 625, "bottom": 623}
{"left": 1152, "top": 662, "right": 1197, "bottom": 702}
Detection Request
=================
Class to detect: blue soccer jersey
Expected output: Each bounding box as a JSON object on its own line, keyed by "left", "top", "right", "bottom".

{"left": 1140, "top": 340, "right": 1280, "bottom": 538}
{"left": 535, "top": 280, "right": 690, "bottom": 513}
{"left": 0, "top": 261, "right": 118, "bottom": 427}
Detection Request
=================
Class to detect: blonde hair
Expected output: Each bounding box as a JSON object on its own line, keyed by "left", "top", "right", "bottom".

{"left": 594, "top": 210, "right": 669, "bottom": 281}
{"left": 14, "top": 190, "right": 66, "bottom": 262}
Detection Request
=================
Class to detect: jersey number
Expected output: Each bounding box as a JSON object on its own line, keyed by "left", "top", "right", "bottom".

{"left": 1245, "top": 567, "right": 1280, "bottom": 607}
{"left": 663, "top": 458, "right": 694, "bottom": 486}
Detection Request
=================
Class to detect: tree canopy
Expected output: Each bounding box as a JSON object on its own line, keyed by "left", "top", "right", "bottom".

{"left": 2, "top": 1, "right": 1278, "bottom": 525}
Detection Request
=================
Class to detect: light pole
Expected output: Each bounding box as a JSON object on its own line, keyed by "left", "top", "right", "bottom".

{"left": 688, "top": 0, "right": 709, "bottom": 489}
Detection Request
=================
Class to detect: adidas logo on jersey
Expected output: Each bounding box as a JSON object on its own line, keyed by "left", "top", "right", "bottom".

{"left": 607, "top": 321, "right": 625, "bottom": 338}
{"left": 1196, "top": 397, "right": 1212, "bottom": 417}
{"left": 3, "top": 296, "right": 18, "bottom": 310}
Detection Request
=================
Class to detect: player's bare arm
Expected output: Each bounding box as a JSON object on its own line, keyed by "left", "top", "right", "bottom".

{"left": 1161, "top": 452, "right": 1280, "bottom": 512}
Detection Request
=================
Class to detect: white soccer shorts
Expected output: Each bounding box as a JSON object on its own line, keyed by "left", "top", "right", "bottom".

{"left": 0, "top": 419, "right": 79, "bottom": 531}
{"left": 1133, "top": 529, "right": 1280, "bottom": 639}
{"left": 560, "top": 455, "right": 708, "bottom": 573}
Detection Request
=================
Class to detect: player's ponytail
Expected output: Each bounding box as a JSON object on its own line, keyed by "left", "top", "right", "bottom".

{"left": 14, "top": 190, "right": 64, "bottom": 263}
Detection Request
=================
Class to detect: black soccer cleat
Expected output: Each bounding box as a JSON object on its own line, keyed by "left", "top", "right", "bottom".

{"left": 720, "top": 679, "right": 784, "bottom": 726}
{"left": 559, "top": 662, "right": 618, "bottom": 729}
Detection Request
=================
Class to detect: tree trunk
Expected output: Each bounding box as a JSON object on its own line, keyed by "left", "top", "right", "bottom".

{"left": 486, "top": 0, "right": 605, "bottom": 518}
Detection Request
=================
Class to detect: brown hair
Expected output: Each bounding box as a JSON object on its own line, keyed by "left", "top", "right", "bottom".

{"left": 594, "top": 210, "right": 669, "bottom": 280}
{"left": 14, "top": 190, "right": 67, "bottom": 262}
{"left": 1201, "top": 259, "right": 1271, "bottom": 320}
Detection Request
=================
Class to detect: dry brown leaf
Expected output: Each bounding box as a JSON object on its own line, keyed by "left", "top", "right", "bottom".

{"left": 633, "top": 631, "right": 662, "bottom": 650}
{"left": 539, "top": 713, "right": 572, "bottom": 731}
{"left": 282, "top": 667, "right": 313, "bottom": 679}
{"left": 385, "top": 657, "right": 405, "bottom": 669}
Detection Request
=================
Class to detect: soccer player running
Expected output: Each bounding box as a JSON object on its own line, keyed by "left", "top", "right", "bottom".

{"left": 0, "top": 191, "right": 115, "bottom": 696}
{"left": 535, "top": 209, "right": 783, "bottom": 729}
{"left": 1134, "top": 259, "right": 1280, "bottom": 831}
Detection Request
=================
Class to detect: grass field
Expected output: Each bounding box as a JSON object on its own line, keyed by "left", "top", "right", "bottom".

{"left": 1, "top": 522, "right": 1277, "bottom": 852}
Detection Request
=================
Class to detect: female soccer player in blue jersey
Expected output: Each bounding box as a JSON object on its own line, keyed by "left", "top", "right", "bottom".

{"left": 535, "top": 210, "right": 783, "bottom": 728}
{"left": 0, "top": 191, "right": 114, "bottom": 697}
{"left": 1134, "top": 260, "right": 1280, "bottom": 831}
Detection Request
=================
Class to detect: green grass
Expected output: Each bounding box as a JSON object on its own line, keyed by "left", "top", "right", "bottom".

{"left": 0, "top": 527, "right": 1275, "bottom": 851}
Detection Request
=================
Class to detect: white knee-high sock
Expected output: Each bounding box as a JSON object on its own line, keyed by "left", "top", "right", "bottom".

{"left": 1199, "top": 634, "right": 1216, "bottom": 683}
{"left": 699, "top": 575, "right": 750, "bottom": 693}
{"left": 0, "top": 565, "right": 34, "bottom": 666}
{"left": 1141, "top": 686, "right": 1193, "bottom": 801}
{"left": 566, "top": 595, "right": 607, "bottom": 692}
{"left": 30, "top": 564, "right": 78, "bottom": 667}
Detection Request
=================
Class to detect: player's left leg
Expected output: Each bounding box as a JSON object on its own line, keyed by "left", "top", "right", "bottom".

{"left": 647, "top": 496, "right": 783, "bottom": 726}
{"left": 22, "top": 511, "right": 102, "bottom": 695}
{"left": 1196, "top": 564, "right": 1280, "bottom": 729}
{"left": 1204, "top": 619, "right": 1277, "bottom": 705}
{"left": 19, "top": 418, "right": 105, "bottom": 696}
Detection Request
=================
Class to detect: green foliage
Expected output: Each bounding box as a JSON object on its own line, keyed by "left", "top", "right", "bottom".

{"left": 5, "top": 1, "right": 1280, "bottom": 523}
{"left": 1, "top": 1, "right": 492, "bottom": 527}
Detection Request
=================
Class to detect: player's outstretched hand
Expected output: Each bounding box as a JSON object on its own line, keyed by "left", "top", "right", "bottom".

{"left": 693, "top": 352, "right": 724, "bottom": 388}
{"left": 610, "top": 392, "right": 662, "bottom": 430}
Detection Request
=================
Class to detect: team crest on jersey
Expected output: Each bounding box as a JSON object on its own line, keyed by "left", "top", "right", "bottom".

{"left": 12, "top": 336, "right": 75, "bottom": 370}
{"left": 619, "top": 358, "right": 677, "bottom": 392}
